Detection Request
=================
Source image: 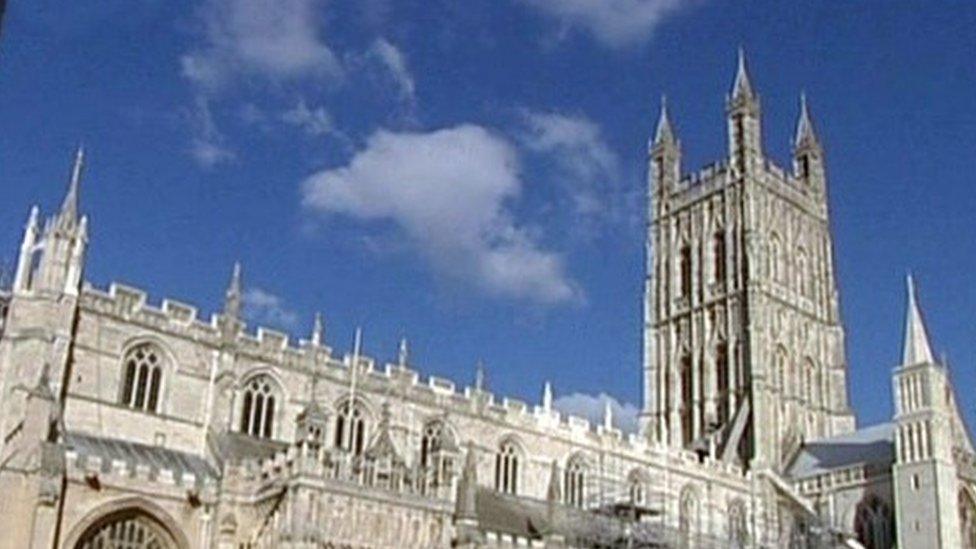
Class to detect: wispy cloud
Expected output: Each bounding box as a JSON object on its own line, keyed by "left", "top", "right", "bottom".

{"left": 367, "top": 38, "right": 416, "bottom": 104}
{"left": 187, "top": 97, "right": 235, "bottom": 168}
{"left": 520, "top": 0, "right": 688, "bottom": 48}
{"left": 301, "top": 125, "right": 581, "bottom": 305}
{"left": 554, "top": 392, "right": 640, "bottom": 433}
{"left": 243, "top": 287, "right": 300, "bottom": 329}
{"left": 281, "top": 99, "right": 336, "bottom": 137}
{"left": 518, "top": 110, "right": 625, "bottom": 230}
{"left": 181, "top": 0, "right": 342, "bottom": 91}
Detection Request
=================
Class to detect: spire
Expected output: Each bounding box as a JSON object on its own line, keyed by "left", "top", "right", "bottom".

{"left": 398, "top": 337, "right": 409, "bottom": 367}
{"left": 730, "top": 47, "right": 756, "bottom": 102}
{"left": 542, "top": 381, "right": 553, "bottom": 412}
{"left": 455, "top": 442, "right": 478, "bottom": 520}
{"left": 902, "top": 274, "right": 935, "bottom": 366}
{"left": 653, "top": 95, "right": 675, "bottom": 146}
{"left": 474, "top": 360, "right": 485, "bottom": 391}
{"left": 224, "top": 262, "right": 243, "bottom": 320}
{"left": 311, "top": 312, "right": 324, "bottom": 346}
{"left": 794, "top": 92, "right": 818, "bottom": 149}
{"left": 546, "top": 459, "right": 561, "bottom": 503}
{"left": 603, "top": 398, "right": 614, "bottom": 430}
{"left": 60, "top": 145, "right": 85, "bottom": 224}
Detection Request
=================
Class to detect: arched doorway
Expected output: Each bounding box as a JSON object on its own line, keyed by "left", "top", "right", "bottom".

{"left": 74, "top": 509, "right": 178, "bottom": 549}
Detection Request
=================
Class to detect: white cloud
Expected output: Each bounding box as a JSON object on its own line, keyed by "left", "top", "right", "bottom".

{"left": 553, "top": 392, "right": 641, "bottom": 433}
{"left": 368, "top": 38, "right": 416, "bottom": 103}
{"left": 281, "top": 100, "right": 335, "bottom": 136}
{"left": 182, "top": 0, "right": 341, "bottom": 90}
{"left": 187, "top": 97, "right": 235, "bottom": 167}
{"left": 243, "top": 288, "right": 300, "bottom": 328}
{"left": 520, "top": 110, "right": 619, "bottom": 183}
{"left": 519, "top": 110, "right": 621, "bottom": 220}
{"left": 521, "top": 0, "right": 687, "bottom": 48}
{"left": 301, "top": 125, "right": 580, "bottom": 305}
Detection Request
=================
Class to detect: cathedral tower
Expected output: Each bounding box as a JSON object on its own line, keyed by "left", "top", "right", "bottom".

{"left": 891, "top": 276, "right": 972, "bottom": 548}
{"left": 640, "top": 52, "right": 855, "bottom": 470}
{"left": 0, "top": 147, "right": 89, "bottom": 547}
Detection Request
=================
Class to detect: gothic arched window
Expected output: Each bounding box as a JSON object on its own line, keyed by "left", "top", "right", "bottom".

{"left": 769, "top": 234, "right": 783, "bottom": 283}
{"left": 728, "top": 498, "right": 748, "bottom": 548}
{"left": 628, "top": 469, "right": 649, "bottom": 507}
{"left": 854, "top": 495, "right": 893, "bottom": 549}
{"left": 75, "top": 509, "right": 179, "bottom": 549}
{"left": 680, "top": 354, "right": 694, "bottom": 445}
{"left": 564, "top": 454, "right": 587, "bottom": 508}
{"left": 334, "top": 400, "right": 368, "bottom": 455}
{"left": 713, "top": 231, "right": 727, "bottom": 284}
{"left": 716, "top": 343, "right": 730, "bottom": 425}
{"left": 494, "top": 439, "right": 520, "bottom": 495}
{"left": 679, "top": 244, "right": 692, "bottom": 297}
{"left": 420, "top": 420, "right": 456, "bottom": 492}
{"left": 239, "top": 375, "right": 277, "bottom": 439}
{"left": 797, "top": 248, "right": 809, "bottom": 296}
{"left": 120, "top": 343, "right": 164, "bottom": 413}
{"left": 775, "top": 347, "right": 789, "bottom": 394}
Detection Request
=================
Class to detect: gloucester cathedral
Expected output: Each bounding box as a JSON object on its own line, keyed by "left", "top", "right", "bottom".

{"left": 1, "top": 53, "right": 975, "bottom": 548}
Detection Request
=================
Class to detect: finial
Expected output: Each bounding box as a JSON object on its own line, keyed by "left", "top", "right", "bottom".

{"left": 653, "top": 94, "right": 675, "bottom": 146}
{"left": 398, "top": 336, "right": 409, "bottom": 367}
{"left": 794, "top": 91, "right": 818, "bottom": 148}
{"left": 542, "top": 381, "right": 553, "bottom": 411}
{"left": 603, "top": 398, "right": 613, "bottom": 430}
{"left": 903, "top": 273, "right": 935, "bottom": 365}
{"left": 311, "top": 312, "right": 324, "bottom": 346}
{"left": 60, "top": 144, "right": 85, "bottom": 224}
{"left": 731, "top": 47, "right": 756, "bottom": 101}
{"left": 475, "top": 360, "right": 485, "bottom": 391}
{"left": 224, "top": 262, "right": 243, "bottom": 320}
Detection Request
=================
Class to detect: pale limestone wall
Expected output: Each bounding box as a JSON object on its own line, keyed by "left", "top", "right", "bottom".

{"left": 56, "top": 276, "right": 756, "bottom": 546}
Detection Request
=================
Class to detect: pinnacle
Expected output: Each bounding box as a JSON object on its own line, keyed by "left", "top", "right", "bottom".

{"left": 902, "top": 274, "right": 935, "bottom": 366}
{"left": 731, "top": 47, "right": 756, "bottom": 101}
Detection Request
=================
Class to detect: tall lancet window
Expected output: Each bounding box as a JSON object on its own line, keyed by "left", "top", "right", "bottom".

{"left": 716, "top": 344, "right": 729, "bottom": 425}
{"left": 334, "top": 400, "right": 368, "bottom": 455}
{"left": 679, "top": 245, "right": 692, "bottom": 297}
{"left": 240, "top": 375, "right": 277, "bottom": 439}
{"left": 420, "top": 420, "right": 455, "bottom": 493}
{"left": 564, "top": 454, "right": 587, "bottom": 508}
{"left": 494, "top": 439, "right": 520, "bottom": 495}
{"left": 120, "top": 343, "right": 164, "bottom": 413}
{"left": 713, "top": 231, "right": 727, "bottom": 284}
{"left": 854, "top": 496, "right": 893, "bottom": 549}
{"left": 680, "top": 354, "right": 694, "bottom": 445}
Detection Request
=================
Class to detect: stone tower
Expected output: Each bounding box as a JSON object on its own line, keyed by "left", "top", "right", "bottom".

{"left": 0, "top": 147, "right": 89, "bottom": 547}
{"left": 892, "top": 276, "right": 971, "bottom": 548}
{"left": 640, "top": 52, "right": 855, "bottom": 470}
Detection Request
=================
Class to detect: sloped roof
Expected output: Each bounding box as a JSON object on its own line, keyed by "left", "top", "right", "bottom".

{"left": 65, "top": 432, "right": 218, "bottom": 484}
{"left": 786, "top": 423, "right": 895, "bottom": 479}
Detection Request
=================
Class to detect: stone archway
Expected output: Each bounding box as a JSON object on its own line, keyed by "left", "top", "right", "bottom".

{"left": 63, "top": 498, "right": 189, "bottom": 549}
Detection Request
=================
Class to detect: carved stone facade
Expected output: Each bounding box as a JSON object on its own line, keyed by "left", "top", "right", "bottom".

{"left": 0, "top": 54, "right": 973, "bottom": 548}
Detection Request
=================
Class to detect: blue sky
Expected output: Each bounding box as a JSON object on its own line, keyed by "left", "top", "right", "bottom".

{"left": 1, "top": 1, "right": 975, "bottom": 432}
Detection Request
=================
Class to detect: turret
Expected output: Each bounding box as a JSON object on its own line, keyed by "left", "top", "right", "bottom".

{"left": 793, "top": 93, "right": 826, "bottom": 196}
{"left": 24, "top": 147, "right": 89, "bottom": 297}
{"left": 649, "top": 95, "right": 680, "bottom": 201}
{"left": 12, "top": 206, "right": 39, "bottom": 293}
{"left": 892, "top": 275, "right": 967, "bottom": 547}
{"left": 726, "top": 48, "right": 762, "bottom": 174}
